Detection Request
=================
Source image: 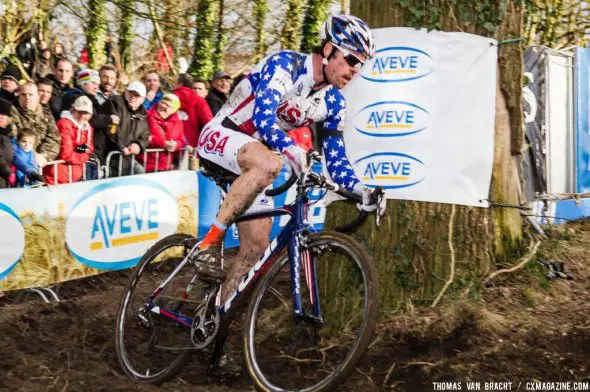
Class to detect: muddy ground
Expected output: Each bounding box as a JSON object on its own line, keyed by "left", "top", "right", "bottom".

{"left": 1, "top": 220, "right": 589, "bottom": 391}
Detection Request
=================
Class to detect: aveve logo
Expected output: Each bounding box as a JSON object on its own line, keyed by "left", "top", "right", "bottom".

{"left": 354, "top": 101, "right": 429, "bottom": 137}
{"left": 0, "top": 203, "right": 25, "bottom": 279}
{"left": 362, "top": 47, "right": 433, "bottom": 83}
{"left": 66, "top": 178, "right": 179, "bottom": 270}
{"left": 355, "top": 152, "right": 426, "bottom": 189}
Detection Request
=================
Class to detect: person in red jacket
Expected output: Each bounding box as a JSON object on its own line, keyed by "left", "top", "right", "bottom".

{"left": 173, "top": 73, "right": 213, "bottom": 147}
{"left": 44, "top": 96, "right": 94, "bottom": 184}
{"left": 141, "top": 93, "right": 186, "bottom": 172}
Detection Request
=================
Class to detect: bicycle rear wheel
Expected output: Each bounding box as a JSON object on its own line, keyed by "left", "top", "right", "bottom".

{"left": 243, "top": 231, "right": 379, "bottom": 392}
{"left": 115, "top": 233, "right": 212, "bottom": 384}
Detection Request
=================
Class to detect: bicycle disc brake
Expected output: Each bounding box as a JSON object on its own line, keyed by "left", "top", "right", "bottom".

{"left": 190, "top": 287, "right": 220, "bottom": 349}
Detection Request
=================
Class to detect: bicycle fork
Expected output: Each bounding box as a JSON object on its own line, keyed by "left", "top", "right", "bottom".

{"left": 290, "top": 199, "right": 323, "bottom": 325}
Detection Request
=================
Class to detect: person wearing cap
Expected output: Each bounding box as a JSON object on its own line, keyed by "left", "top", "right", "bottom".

{"left": 173, "top": 73, "right": 213, "bottom": 147}
{"left": 47, "top": 58, "right": 74, "bottom": 120}
{"left": 44, "top": 95, "right": 95, "bottom": 184}
{"left": 0, "top": 65, "right": 22, "bottom": 105}
{"left": 95, "top": 80, "right": 150, "bottom": 176}
{"left": 9, "top": 82, "right": 61, "bottom": 167}
{"left": 0, "top": 99, "right": 15, "bottom": 188}
{"left": 140, "top": 93, "right": 186, "bottom": 173}
{"left": 206, "top": 70, "right": 232, "bottom": 116}
{"left": 61, "top": 69, "right": 113, "bottom": 131}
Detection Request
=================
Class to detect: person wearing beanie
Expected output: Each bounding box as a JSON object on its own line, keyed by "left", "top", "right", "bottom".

{"left": 44, "top": 95, "right": 95, "bottom": 184}
{"left": 60, "top": 68, "right": 113, "bottom": 131}
{"left": 0, "top": 65, "right": 22, "bottom": 105}
{"left": 140, "top": 93, "right": 185, "bottom": 172}
{"left": 0, "top": 99, "right": 15, "bottom": 188}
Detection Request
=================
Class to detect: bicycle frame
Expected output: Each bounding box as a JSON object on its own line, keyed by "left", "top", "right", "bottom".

{"left": 144, "top": 181, "right": 323, "bottom": 329}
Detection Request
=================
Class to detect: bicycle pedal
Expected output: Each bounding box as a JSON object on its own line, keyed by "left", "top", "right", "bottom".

{"left": 194, "top": 262, "right": 225, "bottom": 284}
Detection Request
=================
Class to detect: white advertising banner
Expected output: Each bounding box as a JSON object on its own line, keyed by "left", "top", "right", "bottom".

{"left": 0, "top": 171, "right": 198, "bottom": 291}
{"left": 343, "top": 27, "right": 497, "bottom": 207}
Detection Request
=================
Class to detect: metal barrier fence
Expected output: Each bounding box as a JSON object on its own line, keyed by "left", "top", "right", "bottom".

{"left": 7, "top": 147, "right": 196, "bottom": 188}
{"left": 104, "top": 147, "right": 193, "bottom": 178}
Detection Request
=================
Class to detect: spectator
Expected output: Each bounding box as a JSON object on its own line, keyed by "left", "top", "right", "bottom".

{"left": 10, "top": 82, "right": 61, "bottom": 167}
{"left": 96, "top": 81, "right": 150, "bottom": 176}
{"left": 0, "top": 65, "right": 21, "bottom": 105}
{"left": 0, "top": 99, "right": 14, "bottom": 188}
{"left": 60, "top": 69, "right": 112, "bottom": 130}
{"left": 37, "top": 77, "right": 54, "bottom": 110}
{"left": 192, "top": 79, "right": 208, "bottom": 98}
{"left": 96, "top": 64, "right": 118, "bottom": 105}
{"left": 141, "top": 93, "right": 185, "bottom": 172}
{"left": 44, "top": 96, "right": 94, "bottom": 184}
{"left": 155, "top": 42, "right": 174, "bottom": 73}
{"left": 173, "top": 73, "right": 213, "bottom": 147}
{"left": 78, "top": 47, "right": 89, "bottom": 68}
{"left": 34, "top": 48, "right": 53, "bottom": 79}
{"left": 206, "top": 71, "right": 232, "bottom": 116}
{"left": 143, "top": 70, "right": 163, "bottom": 110}
{"left": 47, "top": 58, "right": 74, "bottom": 120}
{"left": 12, "top": 128, "right": 44, "bottom": 186}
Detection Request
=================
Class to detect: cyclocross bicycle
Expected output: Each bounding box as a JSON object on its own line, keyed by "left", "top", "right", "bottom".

{"left": 115, "top": 152, "right": 384, "bottom": 391}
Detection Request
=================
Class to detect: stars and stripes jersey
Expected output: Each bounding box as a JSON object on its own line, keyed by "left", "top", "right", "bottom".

{"left": 216, "top": 50, "right": 360, "bottom": 191}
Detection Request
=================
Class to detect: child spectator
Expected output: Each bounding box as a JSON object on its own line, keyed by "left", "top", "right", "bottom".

{"left": 141, "top": 93, "right": 185, "bottom": 172}
{"left": 11, "top": 129, "right": 45, "bottom": 186}
{"left": 43, "top": 96, "right": 94, "bottom": 184}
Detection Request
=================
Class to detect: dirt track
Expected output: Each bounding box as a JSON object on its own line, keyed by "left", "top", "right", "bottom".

{"left": 1, "top": 221, "right": 589, "bottom": 391}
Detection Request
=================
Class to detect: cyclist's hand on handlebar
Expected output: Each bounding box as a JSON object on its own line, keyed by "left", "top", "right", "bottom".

{"left": 282, "top": 144, "right": 308, "bottom": 178}
{"left": 354, "top": 184, "right": 386, "bottom": 216}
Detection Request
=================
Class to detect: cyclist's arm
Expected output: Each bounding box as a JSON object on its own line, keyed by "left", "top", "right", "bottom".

{"left": 252, "top": 53, "right": 297, "bottom": 153}
{"left": 321, "top": 90, "right": 360, "bottom": 192}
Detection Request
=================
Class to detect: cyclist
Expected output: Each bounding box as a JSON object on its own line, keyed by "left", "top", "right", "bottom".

{"left": 195, "top": 15, "right": 385, "bottom": 376}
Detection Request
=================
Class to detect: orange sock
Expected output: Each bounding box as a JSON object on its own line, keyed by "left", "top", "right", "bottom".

{"left": 200, "top": 224, "right": 225, "bottom": 249}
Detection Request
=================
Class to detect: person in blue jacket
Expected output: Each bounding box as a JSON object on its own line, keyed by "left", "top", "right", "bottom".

{"left": 12, "top": 128, "right": 44, "bottom": 186}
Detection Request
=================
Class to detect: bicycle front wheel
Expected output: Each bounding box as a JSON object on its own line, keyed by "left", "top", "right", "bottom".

{"left": 243, "top": 231, "right": 379, "bottom": 392}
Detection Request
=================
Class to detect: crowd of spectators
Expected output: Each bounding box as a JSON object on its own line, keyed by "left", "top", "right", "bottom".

{"left": 0, "top": 48, "right": 240, "bottom": 189}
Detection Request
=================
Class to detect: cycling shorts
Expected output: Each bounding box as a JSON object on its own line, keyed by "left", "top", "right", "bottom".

{"left": 197, "top": 121, "right": 275, "bottom": 213}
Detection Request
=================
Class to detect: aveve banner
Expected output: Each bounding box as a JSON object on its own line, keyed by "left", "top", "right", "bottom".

{"left": 342, "top": 28, "right": 497, "bottom": 207}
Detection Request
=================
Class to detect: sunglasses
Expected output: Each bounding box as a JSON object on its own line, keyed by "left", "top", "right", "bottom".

{"left": 333, "top": 44, "right": 365, "bottom": 69}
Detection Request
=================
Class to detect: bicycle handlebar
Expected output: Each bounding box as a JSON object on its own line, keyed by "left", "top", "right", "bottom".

{"left": 263, "top": 149, "right": 381, "bottom": 234}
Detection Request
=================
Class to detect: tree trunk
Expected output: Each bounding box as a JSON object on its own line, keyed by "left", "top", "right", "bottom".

{"left": 281, "top": 0, "right": 304, "bottom": 50}
{"left": 326, "top": 0, "right": 525, "bottom": 311}
{"left": 300, "top": 0, "right": 330, "bottom": 53}
{"left": 188, "top": 0, "right": 218, "bottom": 79}
{"left": 118, "top": 0, "right": 134, "bottom": 72}
{"left": 86, "top": 0, "right": 107, "bottom": 69}
{"left": 253, "top": 0, "right": 269, "bottom": 62}
{"left": 212, "top": 0, "right": 226, "bottom": 72}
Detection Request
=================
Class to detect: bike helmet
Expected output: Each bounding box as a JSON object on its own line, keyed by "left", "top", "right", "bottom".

{"left": 320, "top": 15, "right": 376, "bottom": 60}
